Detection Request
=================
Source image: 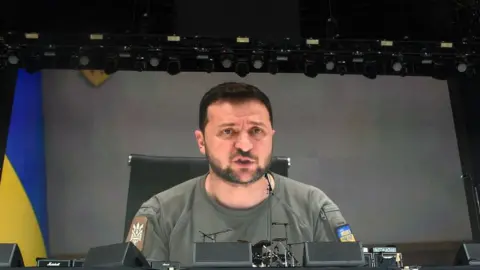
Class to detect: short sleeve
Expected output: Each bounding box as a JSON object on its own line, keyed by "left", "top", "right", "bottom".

{"left": 312, "top": 192, "right": 354, "bottom": 242}
{"left": 126, "top": 199, "right": 170, "bottom": 261}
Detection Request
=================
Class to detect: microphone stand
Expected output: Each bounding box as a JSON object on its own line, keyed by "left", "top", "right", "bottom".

{"left": 266, "top": 174, "right": 274, "bottom": 266}
{"left": 199, "top": 231, "right": 215, "bottom": 242}
{"left": 209, "top": 228, "right": 233, "bottom": 242}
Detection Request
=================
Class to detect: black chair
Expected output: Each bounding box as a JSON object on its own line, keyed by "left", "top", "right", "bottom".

{"left": 123, "top": 154, "right": 291, "bottom": 239}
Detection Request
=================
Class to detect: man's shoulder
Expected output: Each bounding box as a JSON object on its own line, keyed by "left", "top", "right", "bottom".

{"left": 277, "top": 174, "right": 330, "bottom": 200}
{"left": 135, "top": 176, "right": 202, "bottom": 217}
{"left": 275, "top": 173, "right": 336, "bottom": 211}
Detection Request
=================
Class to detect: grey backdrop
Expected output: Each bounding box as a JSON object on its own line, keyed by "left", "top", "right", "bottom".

{"left": 42, "top": 70, "right": 471, "bottom": 255}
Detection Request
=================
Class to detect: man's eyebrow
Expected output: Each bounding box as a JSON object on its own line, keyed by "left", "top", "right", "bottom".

{"left": 218, "top": 123, "right": 236, "bottom": 128}
{"left": 217, "top": 122, "right": 266, "bottom": 128}
{"left": 248, "top": 121, "right": 267, "bottom": 127}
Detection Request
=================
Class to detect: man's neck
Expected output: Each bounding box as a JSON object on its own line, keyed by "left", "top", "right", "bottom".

{"left": 205, "top": 172, "right": 274, "bottom": 209}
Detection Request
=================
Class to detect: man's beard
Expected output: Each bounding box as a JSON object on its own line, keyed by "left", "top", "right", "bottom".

{"left": 205, "top": 146, "right": 272, "bottom": 185}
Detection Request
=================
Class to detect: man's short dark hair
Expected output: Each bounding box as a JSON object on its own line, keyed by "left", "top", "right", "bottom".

{"left": 199, "top": 82, "right": 273, "bottom": 132}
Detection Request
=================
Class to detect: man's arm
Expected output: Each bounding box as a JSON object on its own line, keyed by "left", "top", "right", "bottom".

{"left": 313, "top": 192, "right": 355, "bottom": 242}
{"left": 126, "top": 202, "right": 169, "bottom": 260}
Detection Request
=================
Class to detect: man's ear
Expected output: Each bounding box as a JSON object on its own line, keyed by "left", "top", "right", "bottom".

{"left": 194, "top": 130, "right": 206, "bottom": 155}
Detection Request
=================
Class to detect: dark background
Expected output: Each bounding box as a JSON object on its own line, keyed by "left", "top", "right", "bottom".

{"left": 0, "top": 0, "right": 476, "bottom": 41}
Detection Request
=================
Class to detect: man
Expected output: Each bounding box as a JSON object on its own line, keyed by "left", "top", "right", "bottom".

{"left": 127, "top": 82, "right": 353, "bottom": 266}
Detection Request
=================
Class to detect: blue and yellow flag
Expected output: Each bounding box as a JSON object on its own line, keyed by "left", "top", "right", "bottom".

{"left": 0, "top": 70, "right": 48, "bottom": 266}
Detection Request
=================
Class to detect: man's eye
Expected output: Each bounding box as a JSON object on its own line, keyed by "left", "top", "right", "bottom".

{"left": 251, "top": 128, "right": 263, "bottom": 134}
{"left": 223, "top": 129, "right": 233, "bottom": 135}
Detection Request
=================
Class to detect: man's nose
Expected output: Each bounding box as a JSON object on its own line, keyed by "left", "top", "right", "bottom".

{"left": 234, "top": 132, "right": 253, "bottom": 152}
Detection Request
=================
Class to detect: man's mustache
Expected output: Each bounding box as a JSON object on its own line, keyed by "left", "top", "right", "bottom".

{"left": 231, "top": 150, "right": 257, "bottom": 160}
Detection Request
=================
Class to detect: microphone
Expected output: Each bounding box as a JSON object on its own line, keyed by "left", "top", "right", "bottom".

{"left": 209, "top": 228, "right": 232, "bottom": 241}
{"left": 198, "top": 231, "right": 215, "bottom": 242}
{"left": 199, "top": 229, "right": 232, "bottom": 242}
{"left": 265, "top": 173, "right": 273, "bottom": 246}
{"left": 263, "top": 174, "right": 299, "bottom": 267}
{"left": 272, "top": 222, "right": 288, "bottom": 226}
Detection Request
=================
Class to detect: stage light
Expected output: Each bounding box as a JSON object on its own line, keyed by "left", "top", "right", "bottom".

{"left": 149, "top": 57, "right": 160, "bottom": 68}
{"left": 79, "top": 56, "right": 90, "bottom": 67}
{"left": 325, "top": 58, "right": 335, "bottom": 71}
{"left": 2, "top": 32, "right": 479, "bottom": 77}
{"left": 457, "top": 62, "right": 467, "bottom": 73}
{"left": 268, "top": 59, "right": 278, "bottom": 75}
{"left": 167, "top": 57, "right": 181, "bottom": 75}
{"left": 392, "top": 61, "right": 403, "bottom": 72}
{"left": 432, "top": 62, "right": 448, "bottom": 80}
{"left": 196, "top": 54, "right": 214, "bottom": 73}
{"left": 304, "top": 59, "right": 318, "bottom": 78}
{"left": 203, "top": 59, "right": 214, "bottom": 73}
{"left": 104, "top": 56, "right": 119, "bottom": 75}
{"left": 455, "top": 59, "right": 476, "bottom": 77}
{"left": 235, "top": 60, "right": 249, "bottom": 78}
{"left": 220, "top": 50, "right": 234, "bottom": 69}
{"left": 70, "top": 54, "right": 90, "bottom": 69}
{"left": 363, "top": 61, "right": 377, "bottom": 79}
{"left": 134, "top": 56, "right": 147, "bottom": 71}
{"left": 337, "top": 60, "right": 347, "bottom": 76}
{"left": 7, "top": 53, "right": 19, "bottom": 65}
{"left": 24, "top": 54, "right": 41, "bottom": 74}
{"left": 252, "top": 54, "right": 264, "bottom": 70}
{"left": 466, "top": 68, "right": 477, "bottom": 77}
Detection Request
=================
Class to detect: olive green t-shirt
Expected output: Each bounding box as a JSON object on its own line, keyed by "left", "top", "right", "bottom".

{"left": 129, "top": 173, "right": 351, "bottom": 267}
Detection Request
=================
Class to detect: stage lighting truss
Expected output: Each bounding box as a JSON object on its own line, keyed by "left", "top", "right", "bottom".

{"left": 0, "top": 32, "right": 479, "bottom": 79}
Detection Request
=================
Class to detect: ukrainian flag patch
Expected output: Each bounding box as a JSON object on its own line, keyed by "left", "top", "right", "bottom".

{"left": 336, "top": 224, "right": 356, "bottom": 242}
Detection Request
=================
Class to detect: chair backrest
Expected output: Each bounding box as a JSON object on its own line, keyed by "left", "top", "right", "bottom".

{"left": 123, "top": 154, "right": 291, "bottom": 239}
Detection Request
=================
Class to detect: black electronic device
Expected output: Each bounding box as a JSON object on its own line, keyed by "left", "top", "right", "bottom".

{"left": 372, "top": 246, "right": 403, "bottom": 268}
{"left": 363, "top": 247, "right": 374, "bottom": 267}
{"left": 192, "top": 242, "right": 253, "bottom": 267}
{"left": 36, "top": 259, "right": 70, "bottom": 267}
{"left": 303, "top": 241, "right": 365, "bottom": 267}
{"left": 149, "top": 260, "right": 180, "bottom": 270}
{"left": 0, "top": 244, "right": 24, "bottom": 268}
{"left": 72, "top": 259, "right": 84, "bottom": 267}
{"left": 83, "top": 242, "right": 150, "bottom": 268}
{"left": 455, "top": 243, "right": 480, "bottom": 265}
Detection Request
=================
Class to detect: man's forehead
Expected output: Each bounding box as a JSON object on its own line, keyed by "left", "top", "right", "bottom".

{"left": 207, "top": 100, "right": 269, "bottom": 123}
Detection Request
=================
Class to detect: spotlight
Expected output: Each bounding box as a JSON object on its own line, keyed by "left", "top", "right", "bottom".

{"left": 196, "top": 55, "right": 214, "bottom": 73}
{"left": 70, "top": 54, "right": 90, "bottom": 69}
{"left": 268, "top": 60, "right": 278, "bottom": 75}
{"left": 325, "top": 59, "right": 335, "bottom": 71}
{"left": 220, "top": 50, "right": 234, "bottom": 69}
{"left": 7, "top": 53, "right": 19, "bottom": 65}
{"left": 457, "top": 62, "right": 467, "bottom": 73}
{"left": 167, "top": 57, "right": 181, "bottom": 75}
{"left": 79, "top": 55, "right": 90, "bottom": 67}
{"left": 466, "top": 68, "right": 477, "bottom": 77}
{"left": 252, "top": 54, "right": 264, "bottom": 70}
{"left": 149, "top": 56, "right": 161, "bottom": 68}
{"left": 104, "top": 56, "right": 119, "bottom": 75}
{"left": 337, "top": 61, "right": 347, "bottom": 76}
{"left": 134, "top": 56, "right": 147, "bottom": 72}
{"left": 304, "top": 59, "right": 318, "bottom": 78}
{"left": 363, "top": 61, "right": 377, "bottom": 79}
{"left": 454, "top": 58, "right": 475, "bottom": 77}
{"left": 235, "top": 61, "right": 249, "bottom": 77}
{"left": 203, "top": 59, "right": 214, "bottom": 73}
{"left": 431, "top": 62, "right": 449, "bottom": 80}
{"left": 24, "top": 54, "right": 41, "bottom": 74}
{"left": 392, "top": 61, "right": 403, "bottom": 72}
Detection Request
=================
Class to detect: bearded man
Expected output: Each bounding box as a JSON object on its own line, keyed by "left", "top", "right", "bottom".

{"left": 127, "top": 82, "right": 353, "bottom": 266}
